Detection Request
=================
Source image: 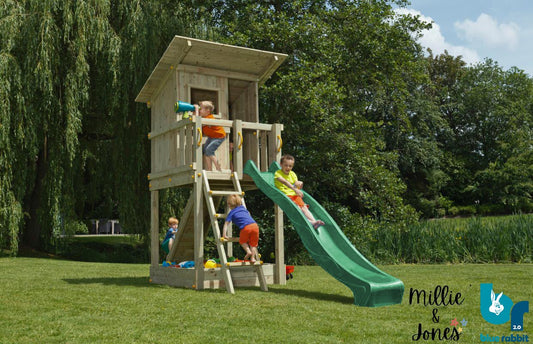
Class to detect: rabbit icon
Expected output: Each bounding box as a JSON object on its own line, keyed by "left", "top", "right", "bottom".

{"left": 489, "top": 289, "right": 505, "bottom": 316}
{"left": 480, "top": 283, "right": 528, "bottom": 328}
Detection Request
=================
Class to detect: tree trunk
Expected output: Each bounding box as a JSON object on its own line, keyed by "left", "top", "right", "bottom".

{"left": 23, "top": 137, "right": 48, "bottom": 249}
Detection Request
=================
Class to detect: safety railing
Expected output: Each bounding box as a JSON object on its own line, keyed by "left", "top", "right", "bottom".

{"left": 147, "top": 116, "right": 283, "bottom": 190}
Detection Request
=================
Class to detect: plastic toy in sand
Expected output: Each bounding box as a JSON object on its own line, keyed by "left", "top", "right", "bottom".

{"left": 204, "top": 259, "right": 218, "bottom": 268}
{"left": 178, "top": 261, "right": 195, "bottom": 268}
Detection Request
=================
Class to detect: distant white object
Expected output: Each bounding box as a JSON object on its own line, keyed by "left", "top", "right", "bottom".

{"left": 91, "top": 219, "right": 121, "bottom": 234}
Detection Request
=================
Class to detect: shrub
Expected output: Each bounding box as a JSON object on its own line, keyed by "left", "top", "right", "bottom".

{"left": 366, "top": 214, "right": 533, "bottom": 264}
{"left": 456, "top": 205, "right": 477, "bottom": 216}
{"left": 56, "top": 236, "right": 149, "bottom": 263}
{"left": 64, "top": 220, "right": 89, "bottom": 235}
{"left": 477, "top": 204, "right": 506, "bottom": 216}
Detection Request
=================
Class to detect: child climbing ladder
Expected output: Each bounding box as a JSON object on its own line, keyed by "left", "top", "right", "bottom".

{"left": 202, "top": 171, "right": 268, "bottom": 293}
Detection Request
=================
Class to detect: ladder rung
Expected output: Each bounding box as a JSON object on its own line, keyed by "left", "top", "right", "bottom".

{"left": 215, "top": 213, "right": 226, "bottom": 219}
{"left": 220, "top": 237, "right": 239, "bottom": 243}
{"left": 226, "top": 261, "right": 263, "bottom": 266}
{"left": 209, "top": 190, "right": 244, "bottom": 196}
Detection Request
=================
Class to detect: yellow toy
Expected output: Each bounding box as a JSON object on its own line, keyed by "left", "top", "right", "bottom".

{"left": 204, "top": 259, "right": 217, "bottom": 269}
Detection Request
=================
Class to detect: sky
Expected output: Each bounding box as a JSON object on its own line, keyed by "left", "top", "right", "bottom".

{"left": 395, "top": 0, "right": 533, "bottom": 76}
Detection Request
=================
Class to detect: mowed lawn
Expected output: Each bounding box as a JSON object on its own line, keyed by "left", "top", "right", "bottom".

{"left": 0, "top": 258, "right": 531, "bottom": 343}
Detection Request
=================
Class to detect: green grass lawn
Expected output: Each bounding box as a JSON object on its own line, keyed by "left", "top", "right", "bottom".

{"left": 1, "top": 258, "right": 531, "bottom": 343}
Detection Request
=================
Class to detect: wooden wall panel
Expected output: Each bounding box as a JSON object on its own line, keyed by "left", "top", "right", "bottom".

{"left": 151, "top": 71, "right": 178, "bottom": 174}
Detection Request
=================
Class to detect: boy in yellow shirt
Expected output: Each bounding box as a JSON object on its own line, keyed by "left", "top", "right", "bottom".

{"left": 275, "top": 154, "right": 325, "bottom": 229}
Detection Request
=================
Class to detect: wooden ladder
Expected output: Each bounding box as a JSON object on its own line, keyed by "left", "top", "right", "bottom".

{"left": 202, "top": 171, "right": 268, "bottom": 293}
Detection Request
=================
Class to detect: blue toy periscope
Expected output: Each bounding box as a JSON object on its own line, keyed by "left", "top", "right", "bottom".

{"left": 174, "top": 101, "right": 195, "bottom": 113}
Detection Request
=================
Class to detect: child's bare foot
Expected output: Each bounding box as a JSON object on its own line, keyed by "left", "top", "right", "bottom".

{"left": 312, "top": 220, "right": 325, "bottom": 229}
{"left": 243, "top": 253, "right": 251, "bottom": 261}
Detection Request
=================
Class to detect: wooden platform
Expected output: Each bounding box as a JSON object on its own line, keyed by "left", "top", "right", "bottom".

{"left": 148, "top": 169, "right": 259, "bottom": 191}
{"left": 150, "top": 263, "right": 275, "bottom": 289}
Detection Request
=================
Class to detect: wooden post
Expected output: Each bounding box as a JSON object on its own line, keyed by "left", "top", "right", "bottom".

{"left": 249, "top": 82, "right": 260, "bottom": 166}
{"left": 194, "top": 117, "right": 204, "bottom": 289}
{"left": 179, "top": 126, "right": 186, "bottom": 166}
{"left": 260, "top": 131, "right": 268, "bottom": 171}
{"left": 150, "top": 190, "right": 159, "bottom": 267}
{"left": 226, "top": 201, "right": 233, "bottom": 258}
{"left": 233, "top": 119, "right": 243, "bottom": 176}
{"left": 274, "top": 205, "right": 285, "bottom": 285}
{"left": 269, "top": 123, "right": 285, "bottom": 284}
{"left": 269, "top": 124, "right": 283, "bottom": 163}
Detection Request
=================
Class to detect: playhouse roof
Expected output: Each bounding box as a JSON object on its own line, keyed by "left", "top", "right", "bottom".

{"left": 135, "top": 35, "right": 288, "bottom": 104}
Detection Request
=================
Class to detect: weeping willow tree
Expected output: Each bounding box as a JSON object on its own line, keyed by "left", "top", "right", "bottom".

{"left": 0, "top": 0, "right": 217, "bottom": 253}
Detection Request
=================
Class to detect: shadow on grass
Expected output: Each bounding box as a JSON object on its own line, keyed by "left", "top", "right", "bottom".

{"left": 63, "top": 278, "right": 354, "bottom": 304}
{"left": 63, "top": 277, "right": 158, "bottom": 288}
{"left": 63, "top": 277, "right": 232, "bottom": 295}
{"left": 251, "top": 286, "right": 354, "bottom": 305}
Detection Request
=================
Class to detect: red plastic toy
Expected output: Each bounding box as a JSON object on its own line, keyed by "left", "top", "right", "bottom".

{"left": 286, "top": 265, "right": 294, "bottom": 280}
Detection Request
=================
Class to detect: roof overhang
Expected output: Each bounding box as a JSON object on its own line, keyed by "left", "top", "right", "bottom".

{"left": 135, "top": 35, "right": 288, "bottom": 103}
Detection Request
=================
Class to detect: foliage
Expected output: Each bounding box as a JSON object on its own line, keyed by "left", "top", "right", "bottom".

{"left": 368, "top": 214, "right": 533, "bottom": 264}
{"left": 55, "top": 235, "right": 148, "bottom": 263}
{"left": 206, "top": 0, "right": 423, "bottom": 225}
{"left": 0, "top": 1, "right": 26, "bottom": 255}
{"left": 64, "top": 220, "right": 89, "bottom": 235}
{"left": 1, "top": 0, "right": 532, "bottom": 260}
{"left": 426, "top": 55, "right": 533, "bottom": 216}
{"left": 0, "top": 0, "right": 216, "bottom": 253}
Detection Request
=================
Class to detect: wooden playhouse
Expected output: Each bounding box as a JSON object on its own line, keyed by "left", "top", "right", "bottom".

{"left": 135, "top": 36, "right": 288, "bottom": 292}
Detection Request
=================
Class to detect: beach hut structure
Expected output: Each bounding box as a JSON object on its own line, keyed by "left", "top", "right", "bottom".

{"left": 135, "top": 36, "right": 288, "bottom": 292}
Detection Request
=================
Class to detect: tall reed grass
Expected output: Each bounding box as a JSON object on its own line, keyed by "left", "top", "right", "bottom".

{"left": 368, "top": 214, "right": 533, "bottom": 264}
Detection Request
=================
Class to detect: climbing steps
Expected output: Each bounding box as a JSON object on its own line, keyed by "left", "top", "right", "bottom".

{"left": 164, "top": 171, "right": 268, "bottom": 293}
{"left": 202, "top": 171, "right": 268, "bottom": 293}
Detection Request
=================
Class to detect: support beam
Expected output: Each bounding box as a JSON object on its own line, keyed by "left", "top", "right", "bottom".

{"left": 274, "top": 204, "right": 285, "bottom": 285}
{"left": 269, "top": 123, "right": 285, "bottom": 285}
{"left": 150, "top": 191, "right": 160, "bottom": 267}
{"left": 193, "top": 118, "right": 204, "bottom": 289}
{"left": 233, "top": 119, "right": 243, "bottom": 176}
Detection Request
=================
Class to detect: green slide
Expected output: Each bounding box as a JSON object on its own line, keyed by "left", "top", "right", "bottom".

{"left": 244, "top": 160, "right": 404, "bottom": 307}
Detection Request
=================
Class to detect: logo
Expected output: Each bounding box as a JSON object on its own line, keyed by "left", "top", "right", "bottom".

{"left": 409, "top": 285, "right": 466, "bottom": 341}
{"left": 480, "top": 283, "right": 529, "bottom": 330}
{"left": 479, "top": 283, "right": 530, "bottom": 343}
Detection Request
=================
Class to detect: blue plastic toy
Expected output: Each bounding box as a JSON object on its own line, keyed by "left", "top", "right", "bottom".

{"left": 174, "top": 101, "right": 195, "bottom": 113}
{"left": 178, "top": 261, "right": 195, "bottom": 268}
